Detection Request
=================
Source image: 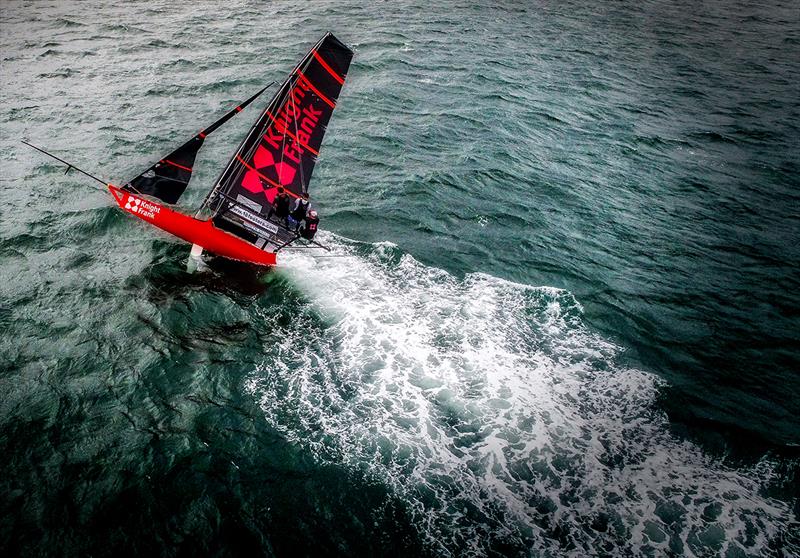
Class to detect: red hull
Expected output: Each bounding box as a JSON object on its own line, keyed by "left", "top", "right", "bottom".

{"left": 109, "top": 185, "right": 276, "bottom": 266}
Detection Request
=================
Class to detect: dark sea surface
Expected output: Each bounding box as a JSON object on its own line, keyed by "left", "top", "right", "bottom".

{"left": 1, "top": 0, "right": 799, "bottom": 556}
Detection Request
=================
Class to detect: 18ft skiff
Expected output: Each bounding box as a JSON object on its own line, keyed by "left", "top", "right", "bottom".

{"left": 26, "top": 32, "right": 353, "bottom": 266}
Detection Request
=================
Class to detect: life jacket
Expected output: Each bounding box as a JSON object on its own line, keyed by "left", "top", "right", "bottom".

{"left": 291, "top": 199, "right": 309, "bottom": 221}
{"left": 301, "top": 216, "right": 319, "bottom": 239}
{"left": 274, "top": 193, "right": 291, "bottom": 216}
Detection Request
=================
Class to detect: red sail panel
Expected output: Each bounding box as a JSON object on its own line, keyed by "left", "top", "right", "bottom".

{"left": 207, "top": 32, "right": 354, "bottom": 217}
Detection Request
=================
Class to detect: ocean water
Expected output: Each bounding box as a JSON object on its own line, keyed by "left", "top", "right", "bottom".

{"left": 1, "top": 0, "right": 799, "bottom": 556}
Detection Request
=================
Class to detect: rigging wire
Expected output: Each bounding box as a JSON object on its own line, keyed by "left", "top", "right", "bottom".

{"left": 21, "top": 140, "right": 108, "bottom": 188}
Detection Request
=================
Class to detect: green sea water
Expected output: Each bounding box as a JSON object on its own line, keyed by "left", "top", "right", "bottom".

{"left": 1, "top": 0, "right": 799, "bottom": 556}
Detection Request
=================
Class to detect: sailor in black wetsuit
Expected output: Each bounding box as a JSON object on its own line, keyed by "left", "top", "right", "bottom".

{"left": 301, "top": 210, "right": 319, "bottom": 240}
{"left": 288, "top": 193, "right": 310, "bottom": 231}
{"left": 268, "top": 187, "right": 291, "bottom": 223}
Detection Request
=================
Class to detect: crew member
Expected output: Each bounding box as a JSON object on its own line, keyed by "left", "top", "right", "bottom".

{"left": 268, "top": 187, "right": 291, "bottom": 222}
{"left": 288, "top": 193, "right": 310, "bottom": 231}
{"left": 301, "top": 210, "right": 319, "bottom": 240}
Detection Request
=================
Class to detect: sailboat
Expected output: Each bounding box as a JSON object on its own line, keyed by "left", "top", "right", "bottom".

{"left": 26, "top": 32, "right": 353, "bottom": 267}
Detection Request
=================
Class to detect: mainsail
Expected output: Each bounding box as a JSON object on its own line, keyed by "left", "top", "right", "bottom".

{"left": 122, "top": 85, "right": 270, "bottom": 204}
{"left": 206, "top": 32, "right": 353, "bottom": 219}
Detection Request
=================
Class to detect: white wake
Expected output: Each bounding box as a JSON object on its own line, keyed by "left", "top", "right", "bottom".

{"left": 246, "top": 234, "right": 794, "bottom": 557}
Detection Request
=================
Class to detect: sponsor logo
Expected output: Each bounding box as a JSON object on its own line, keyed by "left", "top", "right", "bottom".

{"left": 124, "top": 197, "right": 141, "bottom": 211}
{"left": 230, "top": 204, "right": 278, "bottom": 235}
{"left": 264, "top": 95, "right": 323, "bottom": 167}
{"left": 240, "top": 79, "right": 326, "bottom": 198}
{"left": 124, "top": 195, "right": 161, "bottom": 219}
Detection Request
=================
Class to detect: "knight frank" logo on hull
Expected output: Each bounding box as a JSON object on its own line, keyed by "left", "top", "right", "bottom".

{"left": 124, "top": 195, "right": 161, "bottom": 219}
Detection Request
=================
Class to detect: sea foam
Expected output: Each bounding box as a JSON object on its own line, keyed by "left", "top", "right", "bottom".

{"left": 247, "top": 233, "right": 794, "bottom": 556}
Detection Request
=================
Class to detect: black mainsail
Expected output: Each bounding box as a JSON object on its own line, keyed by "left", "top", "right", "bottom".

{"left": 205, "top": 32, "right": 353, "bottom": 223}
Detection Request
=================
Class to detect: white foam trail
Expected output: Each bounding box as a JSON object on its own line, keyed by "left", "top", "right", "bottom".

{"left": 247, "top": 233, "right": 794, "bottom": 557}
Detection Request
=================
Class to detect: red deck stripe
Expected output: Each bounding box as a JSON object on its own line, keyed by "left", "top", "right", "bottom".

{"left": 312, "top": 50, "right": 344, "bottom": 85}
{"left": 265, "top": 110, "right": 320, "bottom": 156}
{"left": 161, "top": 159, "right": 192, "bottom": 172}
{"left": 235, "top": 155, "right": 301, "bottom": 199}
{"left": 296, "top": 70, "right": 335, "bottom": 108}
